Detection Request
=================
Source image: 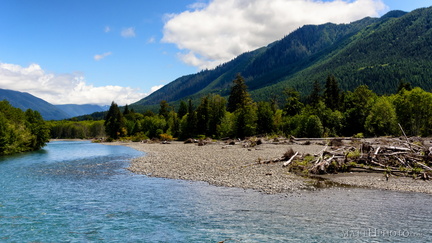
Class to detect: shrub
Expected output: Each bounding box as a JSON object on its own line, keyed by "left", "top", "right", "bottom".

{"left": 159, "top": 133, "right": 174, "bottom": 141}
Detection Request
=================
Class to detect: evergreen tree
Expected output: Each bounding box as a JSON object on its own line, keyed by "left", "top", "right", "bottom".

{"left": 177, "top": 100, "right": 188, "bottom": 119}
{"left": 167, "top": 111, "right": 180, "bottom": 138}
{"left": 182, "top": 99, "right": 197, "bottom": 138}
{"left": 196, "top": 96, "right": 210, "bottom": 135}
{"left": 123, "top": 104, "right": 130, "bottom": 115}
{"left": 234, "top": 105, "right": 257, "bottom": 139}
{"left": 227, "top": 74, "right": 252, "bottom": 112}
{"left": 104, "top": 101, "right": 125, "bottom": 139}
{"left": 207, "top": 94, "right": 227, "bottom": 137}
{"left": 308, "top": 80, "right": 322, "bottom": 106}
{"left": 324, "top": 75, "right": 342, "bottom": 111}
{"left": 159, "top": 100, "right": 171, "bottom": 120}
{"left": 283, "top": 87, "right": 303, "bottom": 116}
{"left": 397, "top": 79, "right": 412, "bottom": 93}
{"left": 256, "top": 101, "right": 275, "bottom": 135}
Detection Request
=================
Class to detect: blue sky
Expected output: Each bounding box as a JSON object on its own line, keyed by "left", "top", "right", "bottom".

{"left": 0, "top": 0, "right": 430, "bottom": 105}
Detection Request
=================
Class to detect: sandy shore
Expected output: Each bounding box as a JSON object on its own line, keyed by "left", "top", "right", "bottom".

{"left": 109, "top": 141, "right": 432, "bottom": 194}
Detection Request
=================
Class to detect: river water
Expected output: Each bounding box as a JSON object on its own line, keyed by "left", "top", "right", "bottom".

{"left": 0, "top": 141, "right": 431, "bottom": 242}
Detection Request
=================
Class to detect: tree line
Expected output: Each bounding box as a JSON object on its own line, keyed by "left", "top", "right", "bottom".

{"left": 101, "top": 74, "right": 432, "bottom": 141}
{"left": 0, "top": 100, "right": 50, "bottom": 155}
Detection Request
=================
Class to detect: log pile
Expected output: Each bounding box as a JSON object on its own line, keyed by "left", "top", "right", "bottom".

{"left": 281, "top": 137, "right": 432, "bottom": 179}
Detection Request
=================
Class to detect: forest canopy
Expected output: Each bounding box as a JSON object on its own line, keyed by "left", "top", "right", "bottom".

{"left": 79, "top": 75, "right": 432, "bottom": 142}
{"left": 0, "top": 100, "right": 50, "bottom": 155}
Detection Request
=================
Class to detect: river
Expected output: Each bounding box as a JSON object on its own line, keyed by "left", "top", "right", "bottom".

{"left": 0, "top": 140, "right": 431, "bottom": 242}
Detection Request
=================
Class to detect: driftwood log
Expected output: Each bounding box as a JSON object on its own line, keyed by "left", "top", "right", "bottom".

{"left": 280, "top": 136, "right": 432, "bottom": 179}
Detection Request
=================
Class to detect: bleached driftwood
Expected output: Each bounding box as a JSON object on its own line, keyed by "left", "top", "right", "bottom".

{"left": 283, "top": 151, "right": 299, "bottom": 167}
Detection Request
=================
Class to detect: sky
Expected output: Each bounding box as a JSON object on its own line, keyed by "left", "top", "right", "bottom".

{"left": 0, "top": 0, "right": 430, "bottom": 106}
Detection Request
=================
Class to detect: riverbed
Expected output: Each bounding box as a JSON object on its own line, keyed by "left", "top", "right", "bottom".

{"left": 0, "top": 141, "right": 431, "bottom": 242}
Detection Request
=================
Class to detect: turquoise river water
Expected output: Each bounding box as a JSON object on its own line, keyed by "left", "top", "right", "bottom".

{"left": 0, "top": 140, "right": 431, "bottom": 242}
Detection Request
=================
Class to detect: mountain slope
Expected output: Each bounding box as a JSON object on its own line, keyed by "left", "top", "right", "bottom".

{"left": 135, "top": 15, "right": 380, "bottom": 107}
{"left": 257, "top": 8, "right": 432, "bottom": 97}
{"left": 55, "top": 104, "right": 107, "bottom": 118}
{"left": 0, "top": 89, "right": 108, "bottom": 120}
{"left": 134, "top": 7, "right": 432, "bottom": 108}
{"left": 0, "top": 89, "right": 70, "bottom": 120}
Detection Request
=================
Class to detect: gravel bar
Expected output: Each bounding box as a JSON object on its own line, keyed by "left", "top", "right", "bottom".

{"left": 107, "top": 141, "right": 432, "bottom": 194}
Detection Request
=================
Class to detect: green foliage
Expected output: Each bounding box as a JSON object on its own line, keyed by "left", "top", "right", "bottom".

{"left": 256, "top": 101, "right": 275, "bottom": 135}
{"left": 365, "top": 96, "right": 399, "bottom": 136}
{"left": 177, "top": 100, "right": 188, "bottom": 119}
{"left": 48, "top": 120, "right": 106, "bottom": 139}
{"left": 393, "top": 87, "right": 432, "bottom": 136}
{"left": 283, "top": 87, "right": 303, "bottom": 116}
{"left": 0, "top": 100, "right": 49, "bottom": 155}
{"left": 227, "top": 74, "right": 252, "bottom": 112}
{"left": 304, "top": 115, "right": 324, "bottom": 138}
{"left": 217, "top": 112, "right": 234, "bottom": 138}
{"left": 25, "top": 109, "right": 50, "bottom": 149}
{"left": 343, "top": 85, "right": 377, "bottom": 136}
{"left": 347, "top": 150, "right": 361, "bottom": 159}
{"left": 158, "top": 100, "right": 171, "bottom": 119}
{"left": 133, "top": 8, "right": 432, "bottom": 116}
{"left": 104, "top": 101, "right": 126, "bottom": 139}
{"left": 324, "top": 75, "right": 342, "bottom": 111}
{"left": 233, "top": 104, "right": 257, "bottom": 138}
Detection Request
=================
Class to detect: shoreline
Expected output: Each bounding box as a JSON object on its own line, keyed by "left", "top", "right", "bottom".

{"left": 107, "top": 141, "right": 432, "bottom": 194}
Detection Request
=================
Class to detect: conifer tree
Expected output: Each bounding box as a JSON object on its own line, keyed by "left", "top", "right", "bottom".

{"left": 196, "top": 96, "right": 210, "bottom": 135}
{"left": 104, "top": 101, "right": 125, "bottom": 139}
{"left": 308, "top": 80, "right": 322, "bottom": 106}
{"left": 183, "top": 99, "right": 197, "bottom": 138}
{"left": 123, "top": 104, "right": 130, "bottom": 115}
{"left": 324, "top": 75, "right": 342, "bottom": 111}
{"left": 283, "top": 87, "right": 303, "bottom": 116}
{"left": 177, "top": 100, "right": 188, "bottom": 119}
{"left": 159, "top": 100, "right": 170, "bottom": 120}
{"left": 227, "top": 74, "right": 252, "bottom": 112}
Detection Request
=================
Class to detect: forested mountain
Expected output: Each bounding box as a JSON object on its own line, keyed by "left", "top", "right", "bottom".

{"left": 0, "top": 89, "right": 70, "bottom": 120}
{"left": 55, "top": 104, "right": 107, "bottom": 118}
{"left": 133, "top": 7, "right": 432, "bottom": 108}
{"left": 0, "top": 89, "right": 107, "bottom": 120}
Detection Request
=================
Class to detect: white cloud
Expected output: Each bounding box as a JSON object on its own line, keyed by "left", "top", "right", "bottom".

{"left": 0, "top": 63, "right": 146, "bottom": 106}
{"left": 94, "top": 52, "right": 112, "bottom": 61}
{"left": 163, "top": 0, "right": 388, "bottom": 70}
{"left": 104, "top": 26, "right": 111, "bottom": 33}
{"left": 121, "top": 27, "right": 136, "bottom": 38}
{"left": 150, "top": 84, "right": 164, "bottom": 93}
{"left": 187, "top": 1, "right": 208, "bottom": 10}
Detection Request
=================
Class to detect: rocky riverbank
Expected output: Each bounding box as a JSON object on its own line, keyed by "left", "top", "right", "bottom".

{"left": 108, "top": 140, "right": 432, "bottom": 194}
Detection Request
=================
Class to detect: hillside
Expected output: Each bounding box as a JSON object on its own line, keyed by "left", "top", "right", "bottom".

{"left": 0, "top": 89, "right": 108, "bottom": 120}
{"left": 133, "top": 7, "right": 432, "bottom": 109}
{"left": 0, "top": 89, "right": 70, "bottom": 120}
{"left": 55, "top": 104, "right": 107, "bottom": 118}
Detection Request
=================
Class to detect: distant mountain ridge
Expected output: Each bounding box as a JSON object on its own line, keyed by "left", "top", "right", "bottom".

{"left": 0, "top": 89, "right": 107, "bottom": 120}
{"left": 54, "top": 104, "right": 107, "bottom": 118}
{"left": 133, "top": 7, "right": 432, "bottom": 109}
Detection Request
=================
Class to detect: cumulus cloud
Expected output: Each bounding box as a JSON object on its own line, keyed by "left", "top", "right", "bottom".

{"left": 94, "top": 52, "right": 112, "bottom": 61}
{"left": 150, "top": 84, "right": 164, "bottom": 93}
{"left": 163, "top": 0, "right": 387, "bottom": 69}
{"left": 121, "top": 27, "right": 136, "bottom": 38}
{"left": 0, "top": 63, "right": 146, "bottom": 106}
